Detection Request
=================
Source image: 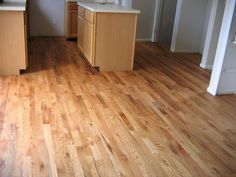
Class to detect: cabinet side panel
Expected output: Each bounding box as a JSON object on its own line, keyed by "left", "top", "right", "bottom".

{"left": 66, "top": 2, "right": 78, "bottom": 39}
{"left": 0, "top": 11, "right": 26, "bottom": 75}
{"left": 95, "top": 13, "right": 137, "bottom": 71}
{"left": 77, "top": 15, "right": 85, "bottom": 52}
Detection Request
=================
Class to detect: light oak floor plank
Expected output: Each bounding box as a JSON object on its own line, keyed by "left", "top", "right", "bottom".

{"left": 0, "top": 37, "right": 236, "bottom": 177}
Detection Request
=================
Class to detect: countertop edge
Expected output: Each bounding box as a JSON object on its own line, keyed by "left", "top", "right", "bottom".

{"left": 0, "top": 7, "right": 26, "bottom": 11}
{"left": 77, "top": 2, "right": 140, "bottom": 14}
{"left": 0, "top": 1, "right": 26, "bottom": 11}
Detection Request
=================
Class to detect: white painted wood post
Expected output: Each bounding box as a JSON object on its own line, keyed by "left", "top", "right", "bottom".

{"left": 152, "top": 0, "right": 164, "bottom": 42}
{"left": 200, "top": 0, "right": 225, "bottom": 70}
{"left": 208, "top": 0, "right": 236, "bottom": 96}
{"left": 170, "top": 0, "right": 182, "bottom": 52}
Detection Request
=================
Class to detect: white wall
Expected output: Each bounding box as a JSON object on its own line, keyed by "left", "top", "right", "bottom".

{"left": 29, "top": 0, "right": 154, "bottom": 39}
{"left": 158, "top": 0, "right": 177, "bottom": 45}
{"left": 199, "top": 0, "right": 212, "bottom": 53}
{"left": 30, "top": 0, "right": 65, "bottom": 36}
{"left": 171, "top": 0, "right": 210, "bottom": 53}
{"left": 217, "top": 7, "right": 236, "bottom": 94}
{"left": 200, "top": 0, "right": 225, "bottom": 70}
{"left": 208, "top": 0, "right": 236, "bottom": 95}
{"left": 133, "top": 0, "right": 156, "bottom": 41}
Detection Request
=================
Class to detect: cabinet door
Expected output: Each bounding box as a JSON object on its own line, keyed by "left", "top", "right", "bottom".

{"left": 24, "top": 12, "right": 28, "bottom": 67}
{"left": 84, "top": 21, "right": 94, "bottom": 66}
{"left": 77, "top": 15, "right": 85, "bottom": 52}
{"left": 69, "top": 10, "right": 78, "bottom": 38}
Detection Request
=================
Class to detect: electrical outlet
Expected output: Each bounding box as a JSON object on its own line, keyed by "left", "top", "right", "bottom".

{"left": 232, "top": 34, "right": 236, "bottom": 46}
{"left": 52, "top": 18, "right": 57, "bottom": 25}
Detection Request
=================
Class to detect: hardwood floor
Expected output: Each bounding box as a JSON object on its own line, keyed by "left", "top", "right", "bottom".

{"left": 0, "top": 37, "right": 236, "bottom": 177}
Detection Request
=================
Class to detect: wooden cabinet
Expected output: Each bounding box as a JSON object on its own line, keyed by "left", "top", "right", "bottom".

{"left": 24, "top": 12, "right": 28, "bottom": 67}
{"left": 84, "top": 13, "right": 95, "bottom": 65}
{"left": 77, "top": 7, "right": 94, "bottom": 63}
{"left": 65, "top": 2, "right": 78, "bottom": 39}
{"left": 77, "top": 10, "right": 85, "bottom": 52}
{"left": 77, "top": 6, "right": 138, "bottom": 71}
{"left": 0, "top": 11, "right": 28, "bottom": 75}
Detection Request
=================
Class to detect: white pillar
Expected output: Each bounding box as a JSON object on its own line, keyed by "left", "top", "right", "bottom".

{"left": 208, "top": 0, "right": 236, "bottom": 96}
{"left": 200, "top": 0, "right": 225, "bottom": 70}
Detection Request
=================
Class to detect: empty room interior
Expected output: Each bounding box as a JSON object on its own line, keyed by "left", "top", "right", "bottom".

{"left": 1, "top": 0, "right": 236, "bottom": 176}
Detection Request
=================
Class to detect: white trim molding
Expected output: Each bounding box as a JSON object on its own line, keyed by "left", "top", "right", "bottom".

{"left": 200, "top": 63, "right": 213, "bottom": 70}
{"left": 136, "top": 38, "right": 153, "bottom": 42}
{"left": 170, "top": 0, "right": 182, "bottom": 52}
{"left": 152, "top": 0, "right": 163, "bottom": 42}
{"left": 208, "top": 0, "right": 236, "bottom": 96}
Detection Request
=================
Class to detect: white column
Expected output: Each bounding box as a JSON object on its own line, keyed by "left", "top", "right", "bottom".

{"left": 200, "top": 0, "right": 225, "bottom": 70}
{"left": 208, "top": 0, "right": 236, "bottom": 96}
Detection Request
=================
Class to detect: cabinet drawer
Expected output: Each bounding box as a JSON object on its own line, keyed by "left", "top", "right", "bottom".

{"left": 85, "top": 10, "right": 94, "bottom": 24}
{"left": 78, "top": 6, "right": 85, "bottom": 18}
{"left": 68, "top": 2, "right": 78, "bottom": 10}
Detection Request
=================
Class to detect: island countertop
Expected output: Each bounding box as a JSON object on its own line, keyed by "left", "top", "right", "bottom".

{"left": 77, "top": 2, "right": 140, "bottom": 14}
{"left": 0, "top": 1, "right": 26, "bottom": 11}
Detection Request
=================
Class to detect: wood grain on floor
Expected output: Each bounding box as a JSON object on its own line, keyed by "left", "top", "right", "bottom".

{"left": 0, "top": 37, "right": 236, "bottom": 177}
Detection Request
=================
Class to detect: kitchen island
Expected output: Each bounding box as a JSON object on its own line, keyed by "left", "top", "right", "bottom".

{"left": 77, "top": 2, "right": 140, "bottom": 71}
{"left": 0, "top": 0, "right": 28, "bottom": 75}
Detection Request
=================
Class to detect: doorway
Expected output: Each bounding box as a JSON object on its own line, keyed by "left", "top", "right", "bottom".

{"left": 154, "top": 0, "right": 177, "bottom": 46}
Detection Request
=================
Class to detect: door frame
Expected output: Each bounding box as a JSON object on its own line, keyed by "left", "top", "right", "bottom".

{"left": 152, "top": 0, "right": 163, "bottom": 42}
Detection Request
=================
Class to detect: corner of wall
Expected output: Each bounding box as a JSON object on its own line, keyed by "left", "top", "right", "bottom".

{"left": 200, "top": 63, "right": 213, "bottom": 70}
{"left": 207, "top": 86, "right": 217, "bottom": 96}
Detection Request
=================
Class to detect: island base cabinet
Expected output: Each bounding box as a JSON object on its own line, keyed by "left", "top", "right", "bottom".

{"left": 0, "top": 11, "right": 28, "bottom": 75}
{"left": 77, "top": 6, "right": 138, "bottom": 72}
{"left": 95, "top": 13, "right": 137, "bottom": 71}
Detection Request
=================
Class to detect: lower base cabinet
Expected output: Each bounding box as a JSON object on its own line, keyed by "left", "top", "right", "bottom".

{"left": 0, "top": 11, "right": 28, "bottom": 75}
{"left": 77, "top": 6, "right": 138, "bottom": 71}
{"left": 65, "top": 2, "right": 78, "bottom": 39}
{"left": 77, "top": 14, "right": 85, "bottom": 51}
{"left": 84, "top": 16, "right": 95, "bottom": 66}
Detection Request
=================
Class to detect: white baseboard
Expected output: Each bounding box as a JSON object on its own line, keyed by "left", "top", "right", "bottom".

{"left": 200, "top": 63, "right": 213, "bottom": 70}
{"left": 207, "top": 86, "right": 217, "bottom": 96}
{"left": 223, "top": 68, "right": 236, "bottom": 73}
{"left": 170, "top": 48, "right": 200, "bottom": 54}
{"left": 217, "top": 90, "right": 236, "bottom": 95}
{"left": 207, "top": 86, "right": 236, "bottom": 96}
{"left": 136, "top": 38, "right": 152, "bottom": 42}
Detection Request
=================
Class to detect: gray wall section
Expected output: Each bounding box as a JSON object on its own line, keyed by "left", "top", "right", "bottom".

{"left": 30, "top": 0, "right": 65, "bottom": 36}
{"left": 29, "top": 0, "right": 155, "bottom": 39}
{"left": 172, "top": 0, "right": 210, "bottom": 53}
{"left": 200, "top": 0, "right": 212, "bottom": 54}
{"left": 201, "top": 0, "right": 225, "bottom": 69}
{"left": 158, "top": 0, "right": 177, "bottom": 45}
{"left": 133, "top": 0, "right": 156, "bottom": 40}
{"left": 218, "top": 8, "right": 236, "bottom": 93}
